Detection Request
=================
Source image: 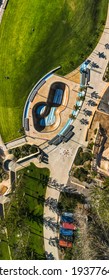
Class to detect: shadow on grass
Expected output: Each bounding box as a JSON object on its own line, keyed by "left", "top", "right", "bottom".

{"left": 24, "top": 173, "right": 49, "bottom": 187}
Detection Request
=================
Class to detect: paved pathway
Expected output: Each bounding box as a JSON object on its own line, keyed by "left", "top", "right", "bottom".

{"left": 0, "top": 135, "right": 7, "bottom": 151}
{"left": 43, "top": 4, "right": 109, "bottom": 260}
{"left": 5, "top": 137, "right": 26, "bottom": 149}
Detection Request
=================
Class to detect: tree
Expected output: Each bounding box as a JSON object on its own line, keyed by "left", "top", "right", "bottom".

{"left": 69, "top": 114, "right": 76, "bottom": 120}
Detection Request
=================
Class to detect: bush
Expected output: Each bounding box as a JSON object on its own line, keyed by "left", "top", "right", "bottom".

{"left": 74, "top": 147, "right": 83, "bottom": 165}
{"left": 74, "top": 167, "right": 88, "bottom": 182}
{"left": 87, "top": 142, "right": 94, "bottom": 151}
{"left": 0, "top": 166, "right": 8, "bottom": 181}
{"left": 9, "top": 145, "right": 38, "bottom": 160}
{"left": 86, "top": 176, "right": 92, "bottom": 184}
{"left": 74, "top": 147, "right": 92, "bottom": 166}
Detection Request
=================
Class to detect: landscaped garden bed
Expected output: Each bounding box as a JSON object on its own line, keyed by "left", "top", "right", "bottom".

{"left": 9, "top": 144, "right": 38, "bottom": 161}
{"left": 71, "top": 147, "right": 93, "bottom": 183}
{"left": 103, "top": 62, "right": 109, "bottom": 82}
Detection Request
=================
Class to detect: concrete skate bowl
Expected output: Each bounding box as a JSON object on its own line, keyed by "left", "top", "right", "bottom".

{"left": 32, "top": 82, "right": 69, "bottom": 133}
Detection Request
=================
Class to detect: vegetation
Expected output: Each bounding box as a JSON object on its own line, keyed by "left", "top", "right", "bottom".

{"left": 88, "top": 184, "right": 109, "bottom": 259}
{"left": 64, "top": 229, "right": 83, "bottom": 260}
{"left": 9, "top": 144, "right": 38, "bottom": 161}
{"left": 103, "top": 176, "right": 109, "bottom": 188}
{"left": 58, "top": 177, "right": 109, "bottom": 259}
{"left": 58, "top": 192, "right": 86, "bottom": 213}
{"left": 0, "top": 166, "right": 8, "bottom": 182}
{"left": 58, "top": 191, "right": 87, "bottom": 260}
{"left": 73, "top": 167, "right": 88, "bottom": 182}
{"left": 0, "top": 0, "right": 108, "bottom": 141}
{"left": 0, "top": 157, "right": 8, "bottom": 182}
{"left": 103, "top": 62, "right": 109, "bottom": 82}
{"left": 3, "top": 163, "right": 50, "bottom": 259}
{"left": 69, "top": 114, "right": 76, "bottom": 120}
{"left": 87, "top": 142, "right": 94, "bottom": 151}
{"left": 72, "top": 147, "right": 94, "bottom": 182}
{"left": 74, "top": 147, "right": 93, "bottom": 166}
{"left": 79, "top": 96, "right": 85, "bottom": 101}
{"left": 0, "top": 224, "right": 10, "bottom": 260}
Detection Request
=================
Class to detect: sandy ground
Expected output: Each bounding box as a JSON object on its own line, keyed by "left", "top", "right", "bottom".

{"left": 65, "top": 67, "right": 80, "bottom": 84}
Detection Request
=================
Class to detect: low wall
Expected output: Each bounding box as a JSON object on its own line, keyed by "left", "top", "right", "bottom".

{"left": 22, "top": 66, "right": 61, "bottom": 128}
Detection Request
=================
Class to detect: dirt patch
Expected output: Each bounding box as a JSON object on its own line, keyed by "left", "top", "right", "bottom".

{"left": 0, "top": 185, "right": 8, "bottom": 195}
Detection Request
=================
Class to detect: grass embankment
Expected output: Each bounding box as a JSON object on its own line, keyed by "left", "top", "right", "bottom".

{"left": 3, "top": 163, "right": 50, "bottom": 260}
{"left": 0, "top": 0, "right": 108, "bottom": 141}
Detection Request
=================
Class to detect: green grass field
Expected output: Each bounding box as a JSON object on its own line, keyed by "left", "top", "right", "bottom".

{"left": 4, "top": 163, "right": 50, "bottom": 260}
{"left": 0, "top": 0, "right": 108, "bottom": 141}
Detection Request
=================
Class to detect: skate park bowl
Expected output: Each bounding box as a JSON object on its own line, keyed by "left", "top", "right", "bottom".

{"left": 32, "top": 82, "right": 69, "bottom": 133}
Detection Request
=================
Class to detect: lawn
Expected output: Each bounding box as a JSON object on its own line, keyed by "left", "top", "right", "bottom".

{"left": 4, "top": 163, "right": 50, "bottom": 260}
{"left": 0, "top": 0, "right": 108, "bottom": 141}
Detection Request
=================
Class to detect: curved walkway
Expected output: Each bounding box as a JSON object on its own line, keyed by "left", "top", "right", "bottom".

{"left": 43, "top": 4, "right": 109, "bottom": 260}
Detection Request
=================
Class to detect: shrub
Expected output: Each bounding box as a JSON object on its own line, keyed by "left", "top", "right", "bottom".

{"left": 9, "top": 144, "right": 38, "bottom": 160}
{"left": 74, "top": 147, "right": 92, "bottom": 166}
{"left": 87, "top": 142, "right": 94, "bottom": 151}
{"left": 94, "top": 128, "right": 97, "bottom": 135}
{"left": 74, "top": 167, "right": 88, "bottom": 182}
